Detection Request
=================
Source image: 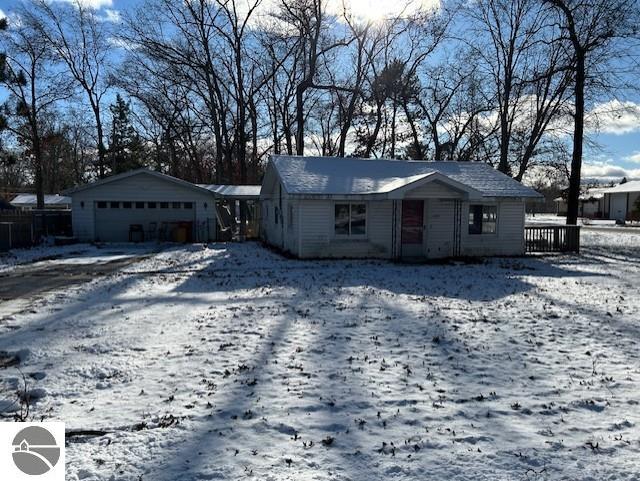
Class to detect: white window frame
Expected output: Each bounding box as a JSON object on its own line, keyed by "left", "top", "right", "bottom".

{"left": 468, "top": 203, "right": 498, "bottom": 236}
{"left": 334, "top": 202, "right": 368, "bottom": 238}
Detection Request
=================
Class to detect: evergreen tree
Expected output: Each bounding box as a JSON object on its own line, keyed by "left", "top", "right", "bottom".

{"left": 108, "top": 94, "right": 145, "bottom": 174}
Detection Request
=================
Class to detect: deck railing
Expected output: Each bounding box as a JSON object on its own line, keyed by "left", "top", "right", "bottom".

{"left": 524, "top": 225, "right": 581, "bottom": 253}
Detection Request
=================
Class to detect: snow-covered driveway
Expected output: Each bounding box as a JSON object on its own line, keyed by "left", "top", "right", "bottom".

{"left": 0, "top": 232, "right": 639, "bottom": 481}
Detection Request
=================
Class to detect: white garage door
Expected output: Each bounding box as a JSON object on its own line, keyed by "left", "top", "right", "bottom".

{"left": 94, "top": 200, "right": 197, "bottom": 242}
{"left": 609, "top": 194, "right": 627, "bottom": 221}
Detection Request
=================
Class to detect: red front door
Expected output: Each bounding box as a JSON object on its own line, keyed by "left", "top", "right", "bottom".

{"left": 402, "top": 200, "right": 424, "bottom": 246}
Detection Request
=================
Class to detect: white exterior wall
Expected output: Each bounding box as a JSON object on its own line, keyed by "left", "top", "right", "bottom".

{"left": 260, "top": 182, "right": 285, "bottom": 251}
{"left": 71, "top": 173, "right": 216, "bottom": 242}
{"left": 425, "top": 199, "right": 455, "bottom": 258}
{"left": 405, "top": 181, "right": 464, "bottom": 199}
{"left": 296, "top": 199, "right": 393, "bottom": 259}
{"left": 460, "top": 200, "right": 525, "bottom": 256}
{"left": 606, "top": 192, "right": 639, "bottom": 221}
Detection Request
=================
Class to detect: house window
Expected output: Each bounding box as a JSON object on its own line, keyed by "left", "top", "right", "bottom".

{"left": 275, "top": 206, "right": 279, "bottom": 224}
{"left": 160, "top": 202, "right": 169, "bottom": 209}
{"left": 97, "top": 201, "right": 107, "bottom": 209}
{"left": 183, "top": 202, "right": 193, "bottom": 209}
{"left": 469, "top": 205, "right": 497, "bottom": 235}
{"left": 123, "top": 202, "right": 132, "bottom": 209}
{"left": 172, "top": 202, "right": 181, "bottom": 209}
{"left": 335, "top": 203, "right": 367, "bottom": 236}
{"left": 110, "top": 202, "right": 119, "bottom": 209}
{"left": 148, "top": 202, "right": 157, "bottom": 208}
{"left": 288, "top": 205, "right": 294, "bottom": 228}
{"left": 136, "top": 202, "right": 145, "bottom": 209}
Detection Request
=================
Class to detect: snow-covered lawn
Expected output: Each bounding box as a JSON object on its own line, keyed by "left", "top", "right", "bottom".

{"left": 1, "top": 232, "right": 639, "bottom": 481}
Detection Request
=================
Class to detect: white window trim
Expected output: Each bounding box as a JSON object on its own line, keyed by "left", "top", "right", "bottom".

{"left": 333, "top": 201, "right": 368, "bottom": 239}
{"left": 468, "top": 203, "right": 499, "bottom": 236}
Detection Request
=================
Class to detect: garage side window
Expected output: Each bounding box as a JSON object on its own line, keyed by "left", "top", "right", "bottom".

{"left": 183, "top": 202, "right": 193, "bottom": 209}
{"left": 123, "top": 202, "right": 132, "bottom": 209}
{"left": 335, "top": 203, "right": 366, "bottom": 236}
{"left": 97, "top": 201, "right": 107, "bottom": 209}
{"left": 469, "top": 205, "right": 497, "bottom": 234}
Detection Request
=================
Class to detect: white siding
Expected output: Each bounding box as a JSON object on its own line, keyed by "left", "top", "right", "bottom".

{"left": 71, "top": 172, "right": 216, "bottom": 242}
{"left": 460, "top": 200, "right": 525, "bottom": 256}
{"left": 405, "top": 180, "right": 464, "bottom": 199}
{"left": 425, "top": 199, "right": 455, "bottom": 259}
{"left": 608, "top": 193, "right": 627, "bottom": 221}
{"left": 298, "top": 200, "right": 393, "bottom": 259}
{"left": 607, "top": 192, "right": 639, "bottom": 221}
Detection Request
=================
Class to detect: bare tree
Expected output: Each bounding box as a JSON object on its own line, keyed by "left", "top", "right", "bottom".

{"left": 464, "top": 0, "right": 572, "bottom": 180}
{"left": 28, "top": 0, "right": 112, "bottom": 178}
{"left": 0, "top": 11, "right": 69, "bottom": 208}
{"left": 545, "top": 0, "right": 639, "bottom": 225}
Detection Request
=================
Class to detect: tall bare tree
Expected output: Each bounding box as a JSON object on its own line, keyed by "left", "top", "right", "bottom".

{"left": 0, "top": 11, "right": 69, "bottom": 208}
{"left": 29, "top": 0, "right": 112, "bottom": 178}
{"left": 546, "top": 0, "right": 639, "bottom": 225}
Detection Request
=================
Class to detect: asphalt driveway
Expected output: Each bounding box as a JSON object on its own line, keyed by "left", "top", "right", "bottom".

{"left": 0, "top": 250, "right": 151, "bottom": 303}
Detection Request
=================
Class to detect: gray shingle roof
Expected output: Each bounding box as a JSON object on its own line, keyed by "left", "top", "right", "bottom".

{"left": 271, "top": 156, "right": 542, "bottom": 198}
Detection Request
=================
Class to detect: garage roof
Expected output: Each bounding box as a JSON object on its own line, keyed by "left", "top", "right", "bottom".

{"left": 64, "top": 169, "right": 214, "bottom": 196}
{"left": 601, "top": 180, "right": 640, "bottom": 194}
{"left": 269, "top": 155, "right": 542, "bottom": 198}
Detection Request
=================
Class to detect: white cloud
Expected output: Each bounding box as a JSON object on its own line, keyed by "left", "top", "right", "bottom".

{"left": 623, "top": 152, "right": 640, "bottom": 164}
{"left": 102, "top": 8, "right": 120, "bottom": 22}
{"left": 586, "top": 100, "right": 640, "bottom": 135}
{"left": 56, "top": 0, "right": 113, "bottom": 9}
{"left": 0, "top": 9, "right": 6, "bottom": 20}
{"left": 326, "top": 0, "right": 440, "bottom": 21}
{"left": 581, "top": 163, "right": 640, "bottom": 182}
{"left": 255, "top": 0, "right": 439, "bottom": 26}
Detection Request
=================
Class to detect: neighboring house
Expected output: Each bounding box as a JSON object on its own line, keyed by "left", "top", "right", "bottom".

{"left": 260, "top": 155, "right": 542, "bottom": 260}
{"left": 602, "top": 181, "right": 640, "bottom": 222}
{"left": 554, "top": 187, "right": 607, "bottom": 218}
{"left": 65, "top": 168, "right": 260, "bottom": 243}
{"left": 11, "top": 194, "right": 72, "bottom": 211}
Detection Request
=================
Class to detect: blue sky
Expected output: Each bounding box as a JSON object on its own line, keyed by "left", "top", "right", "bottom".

{"left": 1, "top": 0, "right": 639, "bottom": 182}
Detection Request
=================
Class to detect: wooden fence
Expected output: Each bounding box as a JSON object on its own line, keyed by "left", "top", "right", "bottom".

{"left": 0, "top": 210, "right": 72, "bottom": 251}
{"left": 524, "top": 225, "right": 581, "bottom": 253}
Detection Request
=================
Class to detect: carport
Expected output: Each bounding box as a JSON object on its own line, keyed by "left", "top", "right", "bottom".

{"left": 200, "top": 185, "right": 262, "bottom": 240}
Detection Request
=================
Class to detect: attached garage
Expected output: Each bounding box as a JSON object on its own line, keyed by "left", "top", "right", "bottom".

{"left": 66, "top": 169, "right": 217, "bottom": 243}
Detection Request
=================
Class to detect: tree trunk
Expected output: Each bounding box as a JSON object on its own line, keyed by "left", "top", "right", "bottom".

{"left": 566, "top": 52, "right": 585, "bottom": 226}
{"left": 33, "top": 137, "right": 44, "bottom": 211}
{"left": 365, "top": 99, "right": 384, "bottom": 158}
{"left": 295, "top": 82, "right": 307, "bottom": 155}
{"left": 92, "top": 103, "right": 106, "bottom": 179}
{"left": 497, "top": 97, "right": 511, "bottom": 175}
